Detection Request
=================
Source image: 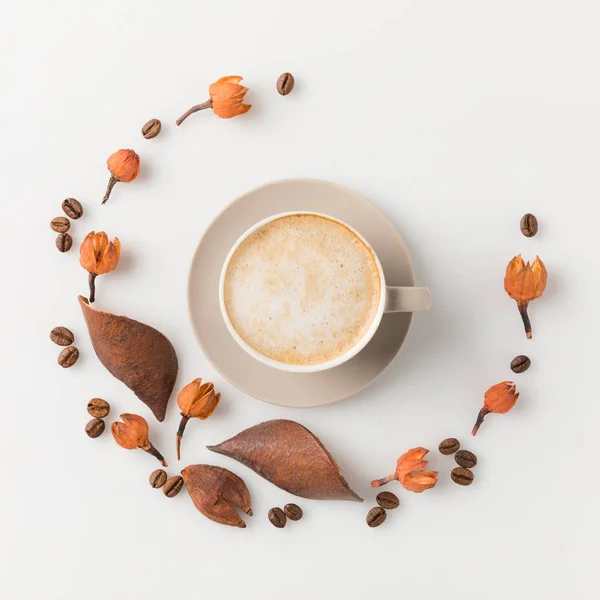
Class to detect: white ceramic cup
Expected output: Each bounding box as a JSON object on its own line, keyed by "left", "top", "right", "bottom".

{"left": 219, "top": 211, "right": 431, "bottom": 373}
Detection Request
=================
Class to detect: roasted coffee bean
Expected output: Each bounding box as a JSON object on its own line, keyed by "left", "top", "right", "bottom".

{"left": 451, "top": 467, "right": 474, "bottom": 486}
{"left": 142, "top": 118, "right": 162, "bottom": 139}
{"left": 50, "top": 326, "right": 74, "bottom": 346}
{"left": 62, "top": 198, "right": 83, "bottom": 219}
{"left": 149, "top": 469, "right": 168, "bottom": 489}
{"left": 511, "top": 354, "right": 531, "bottom": 373}
{"left": 283, "top": 503, "right": 303, "bottom": 521}
{"left": 50, "top": 216, "right": 70, "bottom": 233}
{"left": 455, "top": 450, "right": 477, "bottom": 468}
{"left": 85, "top": 418, "right": 105, "bottom": 438}
{"left": 276, "top": 72, "right": 295, "bottom": 96}
{"left": 520, "top": 213, "right": 538, "bottom": 237}
{"left": 163, "top": 476, "right": 184, "bottom": 497}
{"left": 376, "top": 491, "right": 400, "bottom": 510}
{"left": 87, "top": 398, "right": 110, "bottom": 418}
{"left": 438, "top": 437, "right": 460, "bottom": 455}
{"left": 268, "top": 507, "right": 287, "bottom": 528}
{"left": 58, "top": 346, "right": 79, "bottom": 367}
{"left": 56, "top": 232, "right": 73, "bottom": 252}
{"left": 366, "top": 506, "right": 387, "bottom": 528}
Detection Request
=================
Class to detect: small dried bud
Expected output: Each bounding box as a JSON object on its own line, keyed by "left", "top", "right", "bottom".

{"left": 111, "top": 413, "right": 167, "bottom": 466}
{"left": 504, "top": 255, "right": 547, "bottom": 339}
{"left": 176, "top": 76, "right": 251, "bottom": 125}
{"left": 472, "top": 381, "right": 519, "bottom": 436}
{"left": 142, "top": 118, "right": 162, "bottom": 139}
{"left": 371, "top": 447, "right": 438, "bottom": 493}
{"left": 175, "top": 378, "right": 221, "bottom": 460}
{"left": 102, "top": 149, "right": 140, "bottom": 205}
{"left": 79, "top": 231, "right": 121, "bottom": 303}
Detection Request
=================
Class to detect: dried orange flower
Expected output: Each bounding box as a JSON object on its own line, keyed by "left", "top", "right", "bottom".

{"left": 472, "top": 381, "right": 519, "bottom": 436}
{"left": 176, "top": 378, "right": 220, "bottom": 460}
{"left": 504, "top": 255, "right": 547, "bottom": 339}
{"left": 111, "top": 413, "right": 167, "bottom": 466}
{"left": 371, "top": 447, "right": 438, "bottom": 493}
{"left": 176, "top": 76, "right": 251, "bottom": 125}
{"left": 79, "top": 231, "right": 121, "bottom": 303}
{"left": 102, "top": 149, "right": 140, "bottom": 205}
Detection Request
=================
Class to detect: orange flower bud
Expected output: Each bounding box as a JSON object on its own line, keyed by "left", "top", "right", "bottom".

{"left": 504, "top": 255, "right": 547, "bottom": 339}
{"left": 371, "top": 447, "right": 438, "bottom": 493}
{"left": 111, "top": 413, "right": 167, "bottom": 466}
{"left": 175, "top": 378, "right": 221, "bottom": 460}
{"left": 472, "top": 381, "right": 519, "bottom": 436}
{"left": 79, "top": 231, "right": 121, "bottom": 303}
{"left": 102, "top": 149, "right": 140, "bottom": 205}
{"left": 176, "top": 76, "right": 251, "bottom": 126}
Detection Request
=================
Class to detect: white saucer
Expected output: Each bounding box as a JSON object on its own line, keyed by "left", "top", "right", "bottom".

{"left": 188, "top": 179, "right": 416, "bottom": 407}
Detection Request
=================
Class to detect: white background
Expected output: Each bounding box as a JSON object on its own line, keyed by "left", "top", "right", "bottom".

{"left": 1, "top": 1, "right": 599, "bottom": 598}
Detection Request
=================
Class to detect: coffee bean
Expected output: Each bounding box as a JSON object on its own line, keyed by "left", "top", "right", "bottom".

{"left": 149, "top": 469, "right": 168, "bottom": 489}
{"left": 268, "top": 507, "right": 287, "bottom": 528}
{"left": 56, "top": 232, "right": 73, "bottom": 252}
{"left": 366, "top": 506, "right": 387, "bottom": 527}
{"left": 376, "top": 491, "right": 399, "bottom": 510}
{"left": 451, "top": 467, "right": 474, "bottom": 486}
{"left": 87, "top": 398, "right": 110, "bottom": 418}
{"left": 455, "top": 450, "right": 477, "bottom": 468}
{"left": 283, "top": 503, "right": 303, "bottom": 521}
{"left": 520, "top": 213, "right": 538, "bottom": 237}
{"left": 62, "top": 198, "right": 83, "bottom": 219}
{"left": 438, "top": 437, "right": 460, "bottom": 455}
{"left": 142, "top": 118, "right": 162, "bottom": 139}
{"left": 163, "top": 476, "right": 184, "bottom": 497}
{"left": 276, "top": 72, "right": 295, "bottom": 96}
{"left": 58, "top": 346, "right": 79, "bottom": 367}
{"left": 511, "top": 354, "right": 531, "bottom": 374}
{"left": 50, "top": 216, "right": 70, "bottom": 233}
{"left": 85, "top": 418, "right": 105, "bottom": 438}
{"left": 50, "top": 326, "right": 74, "bottom": 346}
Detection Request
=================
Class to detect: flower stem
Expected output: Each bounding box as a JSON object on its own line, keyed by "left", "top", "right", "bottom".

{"left": 102, "top": 174, "right": 118, "bottom": 205}
{"left": 371, "top": 474, "right": 396, "bottom": 488}
{"left": 176, "top": 99, "right": 213, "bottom": 126}
{"left": 176, "top": 415, "right": 190, "bottom": 461}
{"left": 145, "top": 443, "right": 168, "bottom": 467}
{"left": 472, "top": 407, "right": 491, "bottom": 436}
{"left": 88, "top": 273, "right": 97, "bottom": 304}
{"left": 518, "top": 302, "right": 532, "bottom": 339}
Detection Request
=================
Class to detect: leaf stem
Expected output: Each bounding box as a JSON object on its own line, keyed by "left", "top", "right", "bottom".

{"left": 472, "top": 407, "right": 490, "bottom": 436}
{"left": 176, "top": 99, "right": 213, "bottom": 126}
{"left": 176, "top": 415, "right": 190, "bottom": 461}
{"left": 88, "top": 273, "right": 97, "bottom": 304}
{"left": 518, "top": 302, "right": 532, "bottom": 339}
{"left": 145, "top": 443, "right": 168, "bottom": 467}
{"left": 102, "top": 174, "right": 118, "bottom": 205}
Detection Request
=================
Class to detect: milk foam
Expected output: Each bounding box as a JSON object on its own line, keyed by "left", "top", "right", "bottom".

{"left": 223, "top": 214, "right": 381, "bottom": 365}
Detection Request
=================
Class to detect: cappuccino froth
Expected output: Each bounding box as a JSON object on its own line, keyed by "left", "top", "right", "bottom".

{"left": 223, "top": 214, "right": 381, "bottom": 365}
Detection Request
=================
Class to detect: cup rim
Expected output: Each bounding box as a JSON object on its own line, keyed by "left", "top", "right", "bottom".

{"left": 218, "top": 210, "right": 387, "bottom": 373}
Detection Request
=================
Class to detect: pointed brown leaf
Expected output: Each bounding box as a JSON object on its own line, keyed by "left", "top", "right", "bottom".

{"left": 181, "top": 464, "right": 252, "bottom": 528}
{"left": 79, "top": 296, "right": 177, "bottom": 421}
{"left": 207, "top": 420, "right": 363, "bottom": 502}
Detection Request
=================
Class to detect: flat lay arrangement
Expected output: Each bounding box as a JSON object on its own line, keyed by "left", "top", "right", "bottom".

{"left": 44, "top": 72, "right": 549, "bottom": 530}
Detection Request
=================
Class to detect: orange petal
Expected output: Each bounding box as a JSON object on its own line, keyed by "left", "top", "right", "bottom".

{"left": 401, "top": 471, "right": 438, "bottom": 493}
{"left": 531, "top": 256, "right": 547, "bottom": 299}
{"left": 213, "top": 101, "right": 252, "bottom": 119}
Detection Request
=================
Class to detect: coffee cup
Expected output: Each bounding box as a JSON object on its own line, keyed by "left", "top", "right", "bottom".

{"left": 219, "top": 211, "right": 430, "bottom": 373}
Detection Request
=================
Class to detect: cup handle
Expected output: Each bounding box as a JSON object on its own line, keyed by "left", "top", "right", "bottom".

{"left": 384, "top": 286, "right": 431, "bottom": 313}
